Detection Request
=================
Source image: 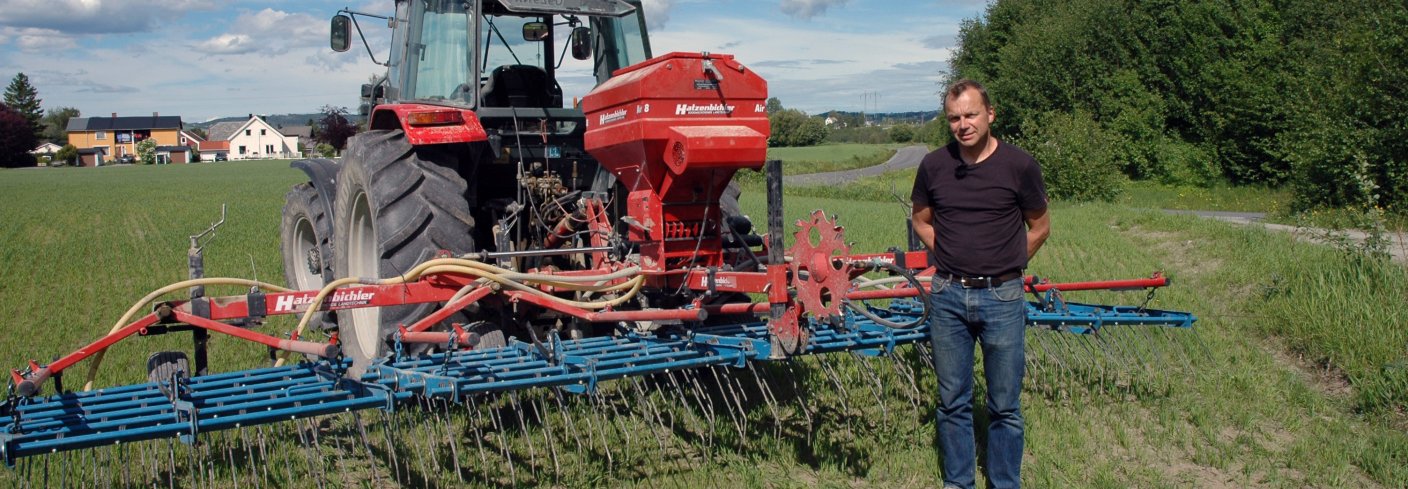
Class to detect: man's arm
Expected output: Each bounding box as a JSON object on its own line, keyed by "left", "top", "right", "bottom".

{"left": 912, "top": 203, "right": 937, "bottom": 252}
{"left": 1023, "top": 207, "right": 1050, "bottom": 259}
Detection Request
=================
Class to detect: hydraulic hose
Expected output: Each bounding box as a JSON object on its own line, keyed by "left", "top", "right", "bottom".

{"left": 843, "top": 260, "right": 931, "bottom": 329}
{"left": 82, "top": 278, "right": 293, "bottom": 391}
{"left": 275, "top": 257, "right": 646, "bottom": 366}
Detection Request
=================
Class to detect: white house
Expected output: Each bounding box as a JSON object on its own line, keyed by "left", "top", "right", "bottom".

{"left": 205, "top": 115, "right": 302, "bottom": 160}
{"left": 29, "top": 142, "right": 63, "bottom": 166}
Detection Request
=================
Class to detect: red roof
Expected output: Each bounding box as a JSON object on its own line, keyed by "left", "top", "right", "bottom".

{"left": 202, "top": 140, "right": 230, "bottom": 151}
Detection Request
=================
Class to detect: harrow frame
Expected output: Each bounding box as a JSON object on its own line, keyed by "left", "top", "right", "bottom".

{"left": 1, "top": 295, "right": 1193, "bottom": 465}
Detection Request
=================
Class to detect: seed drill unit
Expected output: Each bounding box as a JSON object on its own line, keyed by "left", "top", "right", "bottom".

{"left": 1, "top": 0, "right": 1195, "bottom": 484}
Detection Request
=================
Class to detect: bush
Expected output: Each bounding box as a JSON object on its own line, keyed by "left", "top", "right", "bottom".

{"left": 135, "top": 139, "right": 157, "bottom": 165}
{"left": 768, "top": 109, "right": 826, "bottom": 147}
{"left": 0, "top": 103, "right": 37, "bottom": 168}
{"left": 316, "top": 143, "right": 336, "bottom": 158}
{"left": 1151, "top": 137, "right": 1219, "bottom": 186}
{"left": 916, "top": 119, "right": 949, "bottom": 147}
{"left": 826, "top": 126, "right": 888, "bottom": 144}
{"left": 888, "top": 124, "right": 917, "bottom": 143}
{"left": 1017, "top": 110, "right": 1124, "bottom": 202}
{"left": 54, "top": 144, "right": 77, "bottom": 167}
{"left": 1281, "top": 113, "right": 1378, "bottom": 211}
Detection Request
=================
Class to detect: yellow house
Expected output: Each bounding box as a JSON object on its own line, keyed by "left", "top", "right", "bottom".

{"left": 66, "top": 113, "right": 184, "bottom": 166}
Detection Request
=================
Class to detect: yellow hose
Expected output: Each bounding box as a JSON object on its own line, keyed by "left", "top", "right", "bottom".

{"left": 83, "top": 257, "right": 649, "bottom": 388}
{"left": 274, "top": 258, "right": 645, "bottom": 366}
{"left": 82, "top": 278, "right": 293, "bottom": 392}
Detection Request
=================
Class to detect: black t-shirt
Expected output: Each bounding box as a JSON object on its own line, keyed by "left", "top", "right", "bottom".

{"left": 910, "top": 140, "right": 1047, "bottom": 277}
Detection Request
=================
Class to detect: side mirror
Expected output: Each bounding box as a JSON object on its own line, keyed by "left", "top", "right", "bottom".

{"left": 522, "top": 22, "right": 550, "bottom": 42}
{"left": 570, "top": 26, "right": 591, "bottom": 60}
{"left": 331, "top": 14, "right": 352, "bottom": 52}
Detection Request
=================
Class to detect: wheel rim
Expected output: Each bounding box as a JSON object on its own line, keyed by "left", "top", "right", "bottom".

{"left": 345, "top": 190, "right": 381, "bottom": 359}
{"left": 289, "top": 216, "right": 324, "bottom": 291}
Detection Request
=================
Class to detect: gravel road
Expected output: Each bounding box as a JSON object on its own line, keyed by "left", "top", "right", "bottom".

{"left": 783, "top": 145, "right": 930, "bottom": 187}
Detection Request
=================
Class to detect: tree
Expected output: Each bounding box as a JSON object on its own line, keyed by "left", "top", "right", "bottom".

{"left": 188, "top": 127, "right": 208, "bottom": 140}
{"left": 889, "top": 124, "right": 917, "bottom": 143}
{"left": 40, "top": 106, "right": 79, "bottom": 144}
{"left": 54, "top": 144, "right": 78, "bottom": 167}
{"left": 136, "top": 139, "right": 157, "bottom": 165}
{"left": 315, "top": 105, "right": 358, "bottom": 153}
{"left": 765, "top": 97, "right": 784, "bottom": 115}
{"left": 0, "top": 103, "right": 38, "bottom": 168}
{"left": 768, "top": 109, "right": 827, "bottom": 147}
{"left": 3, "top": 73, "right": 42, "bottom": 139}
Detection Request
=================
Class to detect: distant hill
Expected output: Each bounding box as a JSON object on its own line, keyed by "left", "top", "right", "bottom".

{"left": 187, "top": 113, "right": 367, "bottom": 131}
{"left": 821, "top": 110, "right": 939, "bottom": 125}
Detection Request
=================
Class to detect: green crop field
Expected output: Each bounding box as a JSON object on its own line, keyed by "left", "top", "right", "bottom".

{"left": 0, "top": 161, "right": 1405, "bottom": 487}
{"left": 766, "top": 143, "right": 908, "bottom": 175}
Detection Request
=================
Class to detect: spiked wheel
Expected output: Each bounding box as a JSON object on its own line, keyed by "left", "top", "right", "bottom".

{"left": 789, "top": 210, "right": 854, "bottom": 319}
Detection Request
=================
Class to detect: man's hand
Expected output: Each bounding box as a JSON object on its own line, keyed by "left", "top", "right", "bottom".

{"left": 912, "top": 203, "right": 938, "bottom": 252}
{"left": 1024, "top": 207, "right": 1050, "bottom": 259}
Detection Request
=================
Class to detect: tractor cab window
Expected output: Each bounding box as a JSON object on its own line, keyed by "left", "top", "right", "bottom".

{"left": 384, "top": 0, "right": 649, "bottom": 109}
{"left": 478, "top": 14, "right": 565, "bottom": 108}
{"left": 591, "top": 9, "right": 649, "bottom": 84}
{"left": 409, "top": 0, "right": 472, "bottom": 103}
{"left": 479, "top": 15, "right": 547, "bottom": 76}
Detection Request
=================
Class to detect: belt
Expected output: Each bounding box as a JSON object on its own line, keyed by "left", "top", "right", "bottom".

{"left": 940, "top": 270, "right": 1024, "bottom": 289}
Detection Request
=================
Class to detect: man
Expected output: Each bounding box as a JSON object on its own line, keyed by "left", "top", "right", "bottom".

{"left": 910, "top": 79, "right": 1050, "bottom": 489}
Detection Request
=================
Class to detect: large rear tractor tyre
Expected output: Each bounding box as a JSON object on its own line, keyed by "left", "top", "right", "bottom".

{"left": 280, "top": 182, "right": 334, "bottom": 292}
{"left": 333, "top": 130, "right": 476, "bottom": 371}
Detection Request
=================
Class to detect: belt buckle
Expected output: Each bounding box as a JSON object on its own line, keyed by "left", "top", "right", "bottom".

{"left": 960, "top": 275, "right": 992, "bottom": 288}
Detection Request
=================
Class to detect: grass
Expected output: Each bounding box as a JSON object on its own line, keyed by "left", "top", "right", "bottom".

{"left": 1116, "top": 180, "right": 1291, "bottom": 214}
{"left": 1, "top": 162, "right": 1406, "bottom": 487}
{"left": 0, "top": 161, "right": 307, "bottom": 386}
{"left": 764, "top": 143, "right": 909, "bottom": 175}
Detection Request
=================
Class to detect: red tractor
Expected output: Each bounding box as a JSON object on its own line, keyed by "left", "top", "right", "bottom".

{"left": 283, "top": 0, "right": 771, "bottom": 370}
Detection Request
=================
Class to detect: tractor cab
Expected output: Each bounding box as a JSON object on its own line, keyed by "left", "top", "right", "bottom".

{"left": 332, "top": 0, "right": 651, "bottom": 115}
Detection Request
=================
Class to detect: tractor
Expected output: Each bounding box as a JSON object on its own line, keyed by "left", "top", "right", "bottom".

{"left": 282, "top": 0, "right": 736, "bottom": 369}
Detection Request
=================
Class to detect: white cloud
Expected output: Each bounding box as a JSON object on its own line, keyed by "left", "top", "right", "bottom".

{"left": 649, "top": 17, "right": 950, "bottom": 113}
{"left": 779, "top": 0, "right": 850, "bottom": 20}
{"left": 639, "top": 0, "right": 674, "bottom": 30}
{"left": 922, "top": 34, "right": 955, "bottom": 49}
{"left": 197, "top": 34, "right": 255, "bottom": 55}
{"left": 0, "top": 0, "right": 216, "bottom": 34}
{"left": 0, "top": 26, "right": 76, "bottom": 51}
{"left": 194, "top": 9, "right": 324, "bottom": 56}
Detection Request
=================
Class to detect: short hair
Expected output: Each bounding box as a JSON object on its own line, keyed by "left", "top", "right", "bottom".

{"left": 944, "top": 79, "right": 991, "bottom": 109}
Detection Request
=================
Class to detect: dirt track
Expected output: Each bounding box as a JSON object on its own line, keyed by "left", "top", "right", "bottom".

{"left": 782, "top": 145, "right": 929, "bottom": 187}
{"left": 1165, "top": 210, "right": 1408, "bottom": 264}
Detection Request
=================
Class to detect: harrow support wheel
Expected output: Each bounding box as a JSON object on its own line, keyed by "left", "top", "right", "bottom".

{"left": 281, "top": 182, "right": 334, "bottom": 292}
{"left": 333, "top": 129, "right": 477, "bottom": 371}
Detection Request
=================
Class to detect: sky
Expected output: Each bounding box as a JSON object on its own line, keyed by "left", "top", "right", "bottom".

{"left": 0, "top": 0, "right": 989, "bottom": 123}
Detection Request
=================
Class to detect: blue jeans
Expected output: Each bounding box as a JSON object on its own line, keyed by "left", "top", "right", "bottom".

{"left": 929, "top": 276, "right": 1026, "bottom": 489}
